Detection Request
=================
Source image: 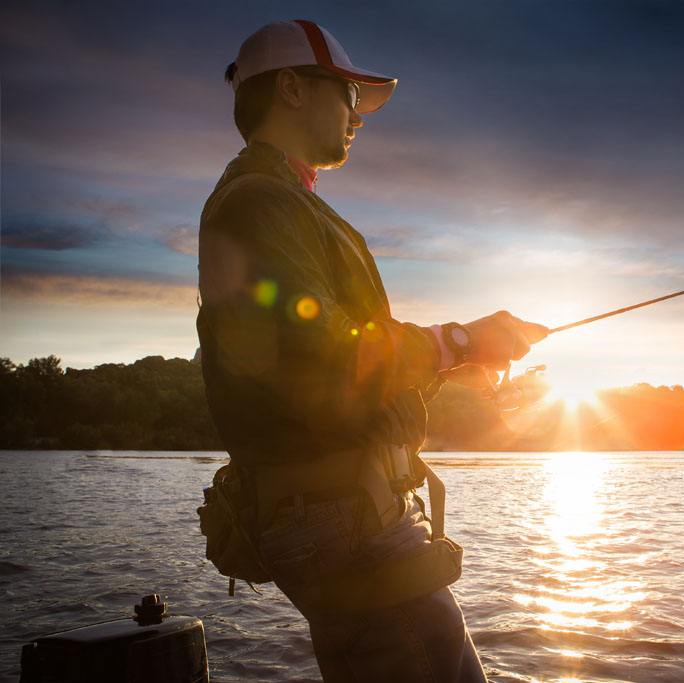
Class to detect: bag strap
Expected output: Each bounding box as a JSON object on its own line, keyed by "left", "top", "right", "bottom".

{"left": 419, "top": 456, "right": 446, "bottom": 540}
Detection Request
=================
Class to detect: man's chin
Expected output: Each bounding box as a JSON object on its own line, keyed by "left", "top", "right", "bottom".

{"left": 314, "top": 144, "right": 349, "bottom": 170}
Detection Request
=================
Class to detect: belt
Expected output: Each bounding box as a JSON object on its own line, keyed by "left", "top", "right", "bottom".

{"left": 254, "top": 448, "right": 365, "bottom": 530}
{"left": 275, "top": 484, "right": 359, "bottom": 509}
{"left": 254, "top": 445, "right": 446, "bottom": 541}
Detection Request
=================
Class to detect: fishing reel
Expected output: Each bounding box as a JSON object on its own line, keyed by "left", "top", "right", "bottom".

{"left": 445, "top": 362, "right": 550, "bottom": 412}
{"left": 491, "top": 363, "right": 550, "bottom": 412}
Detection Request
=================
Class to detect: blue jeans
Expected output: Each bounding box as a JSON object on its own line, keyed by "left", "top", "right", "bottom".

{"left": 259, "top": 491, "right": 488, "bottom": 682}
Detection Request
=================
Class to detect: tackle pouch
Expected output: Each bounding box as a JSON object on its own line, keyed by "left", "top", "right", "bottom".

{"left": 197, "top": 463, "right": 271, "bottom": 591}
{"left": 301, "top": 536, "right": 464, "bottom": 615}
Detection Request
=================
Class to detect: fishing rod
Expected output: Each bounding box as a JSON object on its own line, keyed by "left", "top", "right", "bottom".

{"left": 548, "top": 289, "right": 684, "bottom": 334}
{"left": 459, "top": 288, "right": 683, "bottom": 404}
{"left": 491, "top": 288, "right": 683, "bottom": 409}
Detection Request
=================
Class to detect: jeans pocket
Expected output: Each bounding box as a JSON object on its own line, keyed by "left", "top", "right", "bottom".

{"left": 268, "top": 541, "right": 323, "bottom": 588}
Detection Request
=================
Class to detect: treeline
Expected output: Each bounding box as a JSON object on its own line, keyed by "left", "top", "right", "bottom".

{"left": 425, "top": 380, "right": 684, "bottom": 451}
{"left": 588, "top": 384, "right": 684, "bottom": 450}
{"left": 0, "top": 355, "right": 222, "bottom": 450}
{"left": 1, "top": 356, "right": 683, "bottom": 451}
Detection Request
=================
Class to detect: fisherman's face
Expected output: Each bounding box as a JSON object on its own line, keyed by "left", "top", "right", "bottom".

{"left": 302, "top": 75, "right": 363, "bottom": 169}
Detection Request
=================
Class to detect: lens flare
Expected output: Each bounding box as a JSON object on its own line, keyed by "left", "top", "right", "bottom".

{"left": 253, "top": 279, "right": 278, "bottom": 307}
{"left": 295, "top": 296, "right": 320, "bottom": 320}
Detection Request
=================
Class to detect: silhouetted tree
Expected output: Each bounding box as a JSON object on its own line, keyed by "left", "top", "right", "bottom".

{"left": 0, "top": 355, "right": 682, "bottom": 451}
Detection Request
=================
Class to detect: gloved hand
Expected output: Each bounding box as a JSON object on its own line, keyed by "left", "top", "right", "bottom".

{"left": 465, "top": 311, "right": 548, "bottom": 370}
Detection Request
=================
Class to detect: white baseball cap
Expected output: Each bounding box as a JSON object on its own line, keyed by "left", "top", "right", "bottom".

{"left": 226, "top": 20, "right": 397, "bottom": 114}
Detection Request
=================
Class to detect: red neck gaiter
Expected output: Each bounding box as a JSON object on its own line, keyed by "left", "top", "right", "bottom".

{"left": 286, "top": 155, "right": 318, "bottom": 192}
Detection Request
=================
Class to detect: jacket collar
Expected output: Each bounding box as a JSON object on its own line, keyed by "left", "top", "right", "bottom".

{"left": 218, "top": 141, "right": 306, "bottom": 190}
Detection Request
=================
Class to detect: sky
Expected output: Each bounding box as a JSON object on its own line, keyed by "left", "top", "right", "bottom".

{"left": 1, "top": 0, "right": 683, "bottom": 394}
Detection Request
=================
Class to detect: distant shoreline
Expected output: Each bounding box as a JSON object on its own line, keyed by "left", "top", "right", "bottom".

{"left": 2, "top": 448, "right": 682, "bottom": 454}
{"left": 2, "top": 355, "right": 683, "bottom": 451}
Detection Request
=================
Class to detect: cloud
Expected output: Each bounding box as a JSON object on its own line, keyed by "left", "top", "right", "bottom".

{"left": 365, "top": 218, "right": 684, "bottom": 285}
{"left": 1, "top": 6, "right": 239, "bottom": 193}
{"left": 2, "top": 270, "right": 197, "bottom": 309}
{"left": 163, "top": 225, "right": 198, "bottom": 256}
{"left": 485, "top": 244, "right": 684, "bottom": 290}
{"left": 388, "top": 295, "right": 457, "bottom": 327}
{"left": 0, "top": 197, "right": 158, "bottom": 251}
{"left": 73, "top": 198, "right": 147, "bottom": 228}
{"left": 1, "top": 221, "right": 105, "bottom": 250}
{"left": 362, "top": 222, "right": 486, "bottom": 263}
{"left": 2, "top": 0, "right": 683, "bottom": 304}
{"left": 5, "top": 0, "right": 683, "bottom": 253}
{"left": 321, "top": 125, "right": 684, "bottom": 251}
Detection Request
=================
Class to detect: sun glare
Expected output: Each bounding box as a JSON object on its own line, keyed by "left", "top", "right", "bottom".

{"left": 544, "top": 383, "right": 600, "bottom": 411}
{"left": 515, "top": 453, "right": 644, "bottom": 636}
{"left": 540, "top": 366, "right": 605, "bottom": 411}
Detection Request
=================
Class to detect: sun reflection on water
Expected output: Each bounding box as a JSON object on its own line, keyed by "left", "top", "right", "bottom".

{"left": 515, "top": 452, "right": 646, "bottom": 657}
{"left": 544, "top": 451, "right": 606, "bottom": 547}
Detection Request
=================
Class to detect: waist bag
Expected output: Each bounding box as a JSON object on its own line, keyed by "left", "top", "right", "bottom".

{"left": 197, "top": 463, "right": 271, "bottom": 594}
{"left": 198, "top": 450, "right": 462, "bottom": 608}
{"left": 294, "top": 453, "right": 464, "bottom": 615}
{"left": 300, "top": 536, "right": 463, "bottom": 616}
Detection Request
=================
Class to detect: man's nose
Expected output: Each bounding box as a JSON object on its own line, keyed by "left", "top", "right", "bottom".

{"left": 350, "top": 109, "right": 364, "bottom": 128}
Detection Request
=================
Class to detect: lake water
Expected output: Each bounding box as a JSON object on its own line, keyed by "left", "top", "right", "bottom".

{"left": 1, "top": 450, "right": 683, "bottom": 682}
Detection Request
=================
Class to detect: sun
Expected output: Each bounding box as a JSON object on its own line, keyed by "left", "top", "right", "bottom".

{"left": 540, "top": 368, "right": 605, "bottom": 411}
{"left": 545, "top": 383, "right": 600, "bottom": 411}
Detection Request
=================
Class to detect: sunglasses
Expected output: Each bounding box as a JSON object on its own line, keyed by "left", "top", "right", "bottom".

{"left": 301, "top": 72, "right": 361, "bottom": 111}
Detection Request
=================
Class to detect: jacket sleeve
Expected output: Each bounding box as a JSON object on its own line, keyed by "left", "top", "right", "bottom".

{"left": 199, "top": 176, "right": 440, "bottom": 437}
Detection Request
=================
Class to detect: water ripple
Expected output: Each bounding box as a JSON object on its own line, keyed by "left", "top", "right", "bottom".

{"left": 1, "top": 450, "right": 683, "bottom": 682}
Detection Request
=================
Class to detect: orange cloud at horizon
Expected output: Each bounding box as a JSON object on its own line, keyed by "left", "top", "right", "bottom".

{"left": 2, "top": 272, "right": 198, "bottom": 310}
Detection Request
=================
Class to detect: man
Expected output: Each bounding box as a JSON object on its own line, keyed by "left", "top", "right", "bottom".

{"left": 197, "top": 19, "right": 547, "bottom": 682}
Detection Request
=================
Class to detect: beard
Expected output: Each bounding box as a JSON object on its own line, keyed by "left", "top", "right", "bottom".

{"left": 308, "top": 138, "right": 349, "bottom": 170}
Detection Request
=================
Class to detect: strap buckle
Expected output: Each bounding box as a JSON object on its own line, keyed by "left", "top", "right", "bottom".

{"left": 381, "top": 444, "right": 421, "bottom": 493}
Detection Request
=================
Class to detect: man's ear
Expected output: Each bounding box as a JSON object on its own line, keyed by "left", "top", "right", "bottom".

{"left": 275, "top": 68, "right": 306, "bottom": 109}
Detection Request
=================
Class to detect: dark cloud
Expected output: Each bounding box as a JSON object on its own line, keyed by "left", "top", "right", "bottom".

{"left": 1, "top": 221, "right": 105, "bottom": 251}
{"left": 0, "top": 197, "right": 155, "bottom": 254}
{"left": 1, "top": 0, "right": 683, "bottom": 270}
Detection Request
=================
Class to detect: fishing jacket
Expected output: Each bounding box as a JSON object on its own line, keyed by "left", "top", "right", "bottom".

{"left": 197, "top": 141, "right": 444, "bottom": 466}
